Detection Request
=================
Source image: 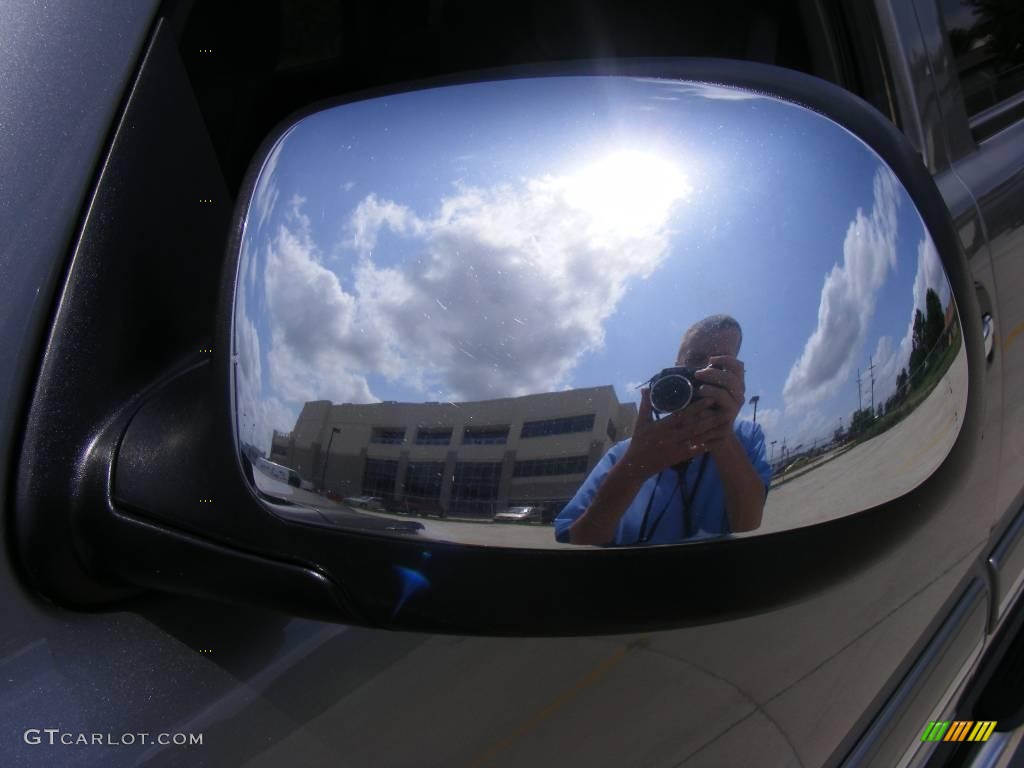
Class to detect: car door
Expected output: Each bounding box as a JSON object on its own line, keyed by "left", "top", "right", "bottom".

{"left": 913, "top": 0, "right": 1024, "bottom": 629}
{"left": 1, "top": 2, "right": 1009, "bottom": 767}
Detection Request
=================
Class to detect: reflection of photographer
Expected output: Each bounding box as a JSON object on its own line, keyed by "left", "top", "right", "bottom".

{"left": 555, "top": 315, "right": 770, "bottom": 546}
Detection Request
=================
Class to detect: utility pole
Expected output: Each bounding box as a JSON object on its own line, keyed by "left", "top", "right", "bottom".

{"left": 867, "top": 355, "right": 877, "bottom": 416}
{"left": 321, "top": 427, "right": 341, "bottom": 492}
{"left": 856, "top": 368, "right": 863, "bottom": 411}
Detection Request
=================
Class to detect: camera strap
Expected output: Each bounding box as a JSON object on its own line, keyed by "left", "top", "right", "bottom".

{"left": 637, "top": 453, "right": 709, "bottom": 543}
{"left": 679, "top": 453, "right": 709, "bottom": 539}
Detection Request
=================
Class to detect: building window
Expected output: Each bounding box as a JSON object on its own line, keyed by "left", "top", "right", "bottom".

{"left": 450, "top": 462, "right": 503, "bottom": 516}
{"left": 415, "top": 428, "right": 452, "bottom": 446}
{"left": 462, "top": 426, "right": 510, "bottom": 445}
{"left": 520, "top": 414, "right": 595, "bottom": 439}
{"left": 370, "top": 427, "right": 405, "bottom": 445}
{"left": 513, "top": 455, "right": 589, "bottom": 478}
{"left": 404, "top": 462, "right": 445, "bottom": 501}
{"left": 362, "top": 459, "right": 398, "bottom": 497}
{"left": 607, "top": 419, "right": 617, "bottom": 442}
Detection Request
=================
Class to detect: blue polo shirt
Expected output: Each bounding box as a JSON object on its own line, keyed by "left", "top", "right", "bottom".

{"left": 554, "top": 420, "right": 771, "bottom": 545}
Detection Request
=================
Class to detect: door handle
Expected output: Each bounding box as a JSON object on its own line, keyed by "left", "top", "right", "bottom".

{"left": 982, "top": 313, "right": 995, "bottom": 361}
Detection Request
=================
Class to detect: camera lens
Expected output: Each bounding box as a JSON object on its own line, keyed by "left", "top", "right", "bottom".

{"left": 650, "top": 373, "right": 693, "bottom": 413}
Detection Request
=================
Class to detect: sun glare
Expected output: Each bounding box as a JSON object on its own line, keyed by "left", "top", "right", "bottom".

{"left": 560, "top": 150, "right": 691, "bottom": 237}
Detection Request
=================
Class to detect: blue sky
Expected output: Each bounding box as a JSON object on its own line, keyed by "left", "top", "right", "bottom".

{"left": 234, "top": 76, "right": 953, "bottom": 455}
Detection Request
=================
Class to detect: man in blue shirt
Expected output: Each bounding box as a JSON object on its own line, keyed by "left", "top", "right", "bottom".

{"left": 555, "top": 315, "right": 771, "bottom": 546}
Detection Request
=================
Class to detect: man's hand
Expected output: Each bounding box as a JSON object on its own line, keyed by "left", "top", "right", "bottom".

{"left": 620, "top": 387, "right": 730, "bottom": 481}
{"left": 691, "top": 353, "right": 765, "bottom": 531}
{"left": 569, "top": 388, "right": 730, "bottom": 545}
{"left": 693, "top": 355, "right": 746, "bottom": 453}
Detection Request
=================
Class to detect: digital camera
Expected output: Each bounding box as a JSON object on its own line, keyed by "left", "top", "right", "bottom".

{"left": 647, "top": 366, "right": 703, "bottom": 415}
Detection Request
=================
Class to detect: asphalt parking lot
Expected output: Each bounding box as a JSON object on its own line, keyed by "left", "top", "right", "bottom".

{"left": 757, "top": 346, "right": 967, "bottom": 534}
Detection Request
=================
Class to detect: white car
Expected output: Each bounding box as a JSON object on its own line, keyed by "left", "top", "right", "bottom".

{"left": 345, "top": 496, "right": 386, "bottom": 512}
{"left": 493, "top": 506, "right": 542, "bottom": 523}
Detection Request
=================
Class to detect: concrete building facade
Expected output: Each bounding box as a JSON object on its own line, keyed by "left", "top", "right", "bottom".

{"left": 273, "top": 386, "right": 637, "bottom": 518}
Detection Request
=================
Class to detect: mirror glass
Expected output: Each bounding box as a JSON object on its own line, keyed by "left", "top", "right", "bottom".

{"left": 233, "top": 76, "right": 965, "bottom": 548}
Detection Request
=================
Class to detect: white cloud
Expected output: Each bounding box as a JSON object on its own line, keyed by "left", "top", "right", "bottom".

{"left": 234, "top": 285, "right": 299, "bottom": 455}
{"left": 235, "top": 286, "right": 262, "bottom": 444}
{"left": 262, "top": 195, "right": 384, "bottom": 406}
{"left": 339, "top": 156, "right": 686, "bottom": 401}
{"left": 871, "top": 334, "right": 902, "bottom": 406}
{"left": 790, "top": 409, "right": 836, "bottom": 450}
{"left": 245, "top": 151, "right": 688, "bottom": 414}
{"left": 754, "top": 407, "right": 781, "bottom": 434}
{"left": 349, "top": 194, "right": 424, "bottom": 256}
{"left": 783, "top": 168, "right": 900, "bottom": 409}
{"left": 256, "top": 397, "right": 299, "bottom": 456}
{"left": 252, "top": 140, "right": 284, "bottom": 236}
{"left": 243, "top": 239, "right": 258, "bottom": 294}
{"left": 912, "top": 236, "right": 949, "bottom": 313}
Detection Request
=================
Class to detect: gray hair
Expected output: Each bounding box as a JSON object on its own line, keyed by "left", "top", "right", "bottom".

{"left": 678, "top": 314, "right": 743, "bottom": 358}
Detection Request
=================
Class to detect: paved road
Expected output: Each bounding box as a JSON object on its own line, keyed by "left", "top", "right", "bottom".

{"left": 252, "top": 473, "right": 564, "bottom": 547}
{"left": 756, "top": 346, "right": 967, "bottom": 534}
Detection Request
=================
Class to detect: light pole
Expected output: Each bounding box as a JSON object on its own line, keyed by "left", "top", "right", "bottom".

{"left": 749, "top": 395, "right": 760, "bottom": 425}
{"left": 770, "top": 440, "right": 777, "bottom": 461}
{"left": 320, "top": 427, "right": 340, "bottom": 492}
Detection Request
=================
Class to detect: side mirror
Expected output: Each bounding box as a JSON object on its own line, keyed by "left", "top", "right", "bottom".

{"left": 234, "top": 67, "right": 965, "bottom": 546}
{"left": 16, "top": 60, "right": 983, "bottom": 635}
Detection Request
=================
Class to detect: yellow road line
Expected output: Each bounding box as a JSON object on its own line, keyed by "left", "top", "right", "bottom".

{"left": 1004, "top": 320, "right": 1024, "bottom": 350}
{"left": 467, "top": 643, "right": 633, "bottom": 767}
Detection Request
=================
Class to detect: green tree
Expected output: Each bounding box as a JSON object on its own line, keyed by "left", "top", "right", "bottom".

{"left": 849, "top": 407, "right": 875, "bottom": 437}
{"left": 885, "top": 393, "right": 899, "bottom": 414}
{"left": 896, "top": 367, "right": 909, "bottom": 397}
{"left": 925, "top": 288, "right": 945, "bottom": 353}
{"left": 909, "top": 309, "right": 927, "bottom": 387}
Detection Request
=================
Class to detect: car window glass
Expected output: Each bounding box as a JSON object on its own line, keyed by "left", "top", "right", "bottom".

{"left": 938, "top": 0, "right": 1024, "bottom": 140}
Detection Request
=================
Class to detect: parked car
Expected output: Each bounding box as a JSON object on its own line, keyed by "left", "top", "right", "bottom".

{"left": 4, "top": 2, "right": 1024, "bottom": 767}
{"left": 253, "top": 457, "right": 302, "bottom": 488}
{"left": 343, "top": 496, "right": 386, "bottom": 512}
{"left": 494, "top": 506, "right": 543, "bottom": 524}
